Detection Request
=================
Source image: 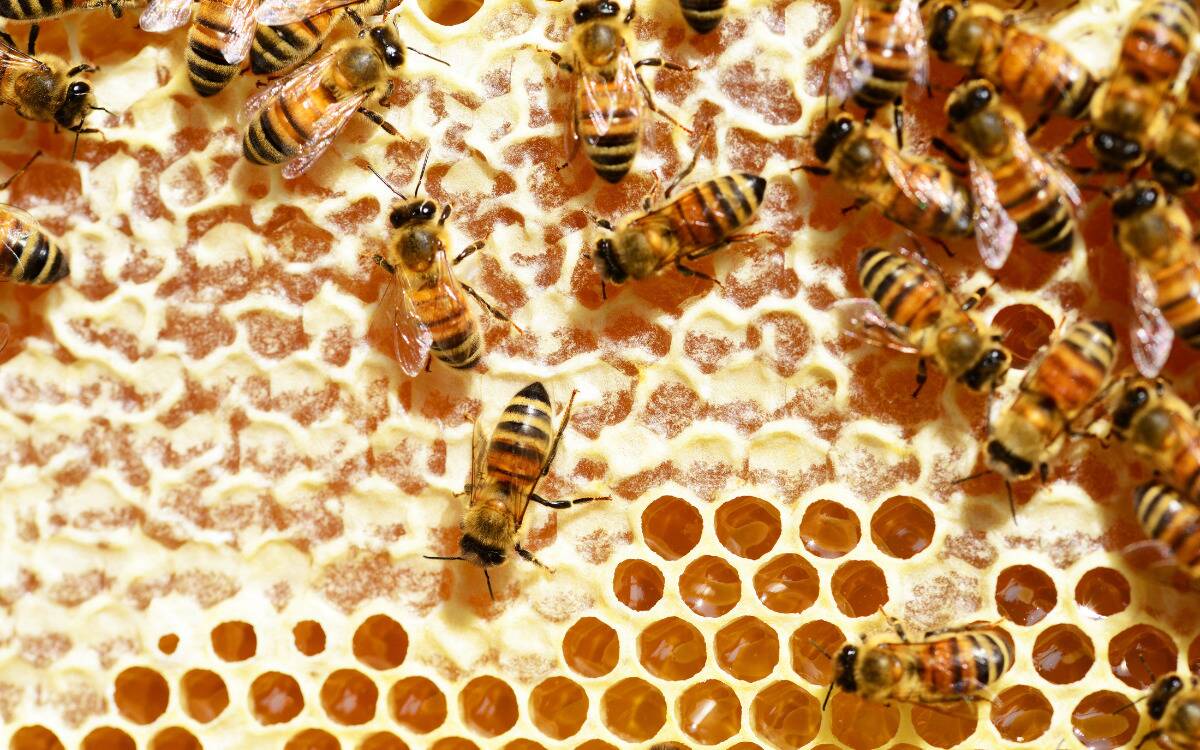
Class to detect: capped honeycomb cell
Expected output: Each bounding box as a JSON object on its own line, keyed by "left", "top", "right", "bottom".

{"left": 1108, "top": 624, "right": 1177, "bottom": 689}
{"left": 353, "top": 614, "right": 408, "bottom": 670}
{"left": 1074, "top": 568, "right": 1130, "bottom": 619}
{"left": 389, "top": 676, "right": 448, "bottom": 733}
{"left": 996, "top": 565, "right": 1057, "bottom": 626}
{"left": 360, "top": 733, "right": 409, "bottom": 750}
{"left": 158, "top": 634, "right": 179, "bottom": 655}
{"left": 641, "top": 496, "right": 703, "bottom": 560}
{"left": 320, "top": 669, "right": 379, "bottom": 724}
{"left": 750, "top": 681, "right": 820, "bottom": 750}
{"left": 294, "top": 620, "right": 327, "bottom": 656}
{"left": 638, "top": 616, "right": 707, "bottom": 680}
{"left": 679, "top": 555, "right": 742, "bottom": 617}
{"left": 1071, "top": 691, "right": 1138, "bottom": 749}
{"left": 600, "top": 677, "right": 667, "bottom": 742}
{"left": 460, "top": 675, "right": 519, "bottom": 737}
{"left": 149, "top": 727, "right": 201, "bottom": 750}
{"left": 911, "top": 701, "right": 977, "bottom": 747}
{"left": 614, "top": 559, "right": 666, "bottom": 611}
{"left": 870, "top": 496, "right": 935, "bottom": 558}
{"left": 799, "top": 500, "right": 860, "bottom": 558}
{"left": 113, "top": 666, "right": 170, "bottom": 724}
{"left": 677, "top": 680, "right": 741, "bottom": 744}
{"left": 830, "top": 560, "right": 888, "bottom": 616}
{"left": 754, "top": 554, "right": 819, "bottom": 614}
{"left": 211, "top": 620, "right": 257, "bottom": 661}
{"left": 529, "top": 676, "right": 588, "bottom": 740}
{"left": 990, "top": 685, "right": 1053, "bottom": 742}
{"left": 992, "top": 304, "right": 1054, "bottom": 368}
{"left": 430, "top": 740, "right": 479, "bottom": 750}
{"left": 1033, "top": 624, "right": 1095, "bottom": 684}
{"left": 250, "top": 671, "right": 305, "bottom": 725}
{"left": 789, "top": 620, "right": 844, "bottom": 685}
{"left": 284, "top": 730, "right": 339, "bottom": 750}
{"left": 563, "top": 616, "right": 620, "bottom": 677}
{"left": 715, "top": 496, "right": 782, "bottom": 559}
{"left": 9, "top": 726, "right": 64, "bottom": 750}
{"left": 715, "top": 615, "right": 779, "bottom": 681}
{"left": 829, "top": 692, "right": 900, "bottom": 749}
{"left": 181, "top": 669, "right": 229, "bottom": 722}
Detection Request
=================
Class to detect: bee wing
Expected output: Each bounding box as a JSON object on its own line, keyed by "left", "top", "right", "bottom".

{"left": 579, "top": 50, "right": 640, "bottom": 139}
{"left": 1131, "top": 265, "right": 1174, "bottom": 378}
{"left": 967, "top": 158, "right": 1017, "bottom": 270}
{"left": 0, "top": 40, "right": 50, "bottom": 74}
{"left": 832, "top": 297, "right": 921, "bottom": 354}
{"left": 257, "top": 0, "right": 351, "bottom": 24}
{"left": 881, "top": 146, "right": 966, "bottom": 235}
{"left": 895, "top": 0, "right": 927, "bottom": 87}
{"left": 139, "top": 0, "right": 193, "bottom": 32}
{"left": 470, "top": 418, "right": 488, "bottom": 503}
{"left": 281, "top": 90, "right": 370, "bottom": 179}
{"left": 370, "top": 272, "right": 433, "bottom": 377}
{"left": 240, "top": 52, "right": 335, "bottom": 125}
{"left": 220, "top": 0, "right": 260, "bottom": 64}
{"left": 829, "top": 1, "right": 871, "bottom": 102}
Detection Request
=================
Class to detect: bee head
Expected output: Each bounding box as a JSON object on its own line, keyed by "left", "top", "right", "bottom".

{"left": 985, "top": 438, "right": 1034, "bottom": 481}
{"left": 1152, "top": 155, "right": 1197, "bottom": 192}
{"left": 961, "top": 345, "right": 1010, "bottom": 391}
{"left": 56, "top": 80, "right": 95, "bottom": 131}
{"left": 1091, "top": 130, "right": 1143, "bottom": 169}
{"left": 1112, "top": 380, "right": 1153, "bottom": 430}
{"left": 593, "top": 237, "right": 628, "bottom": 283}
{"left": 390, "top": 199, "right": 439, "bottom": 228}
{"left": 946, "top": 80, "right": 994, "bottom": 123}
{"left": 1149, "top": 675, "right": 1185, "bottom": 720}
{"left": 1112, "top": 181, "right": 1161, "bottom": 219}
{"left": 574, "top": 0, "right": 620, "bottom": 22}
{"left": 459, "top": 533, "right": 507, "bottom": 568}
{"left": 814, "top": 116, "right": 855, "bottom": 163}
{"left": 368, "top": 23, "right": 405, "bottom": 68}
{"left": 833, "top": 645, "right": 859, "bottom": 694}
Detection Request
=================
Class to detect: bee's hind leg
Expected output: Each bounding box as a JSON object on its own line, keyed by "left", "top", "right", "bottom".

{"left": 912, "top": 358, "right": 927, "bottom": 398}
{"left": 460, "top": 282, "right": 522, "bottom": 334}
{"left": 356, "top": 107, "right": 399, "bottom": 136}
{"left": 453, "top": 240, "right": 485, "bottom": 265}
{"left": 530, "top": 493, "right": 610, "bottom": 509}
{"left": 515, "top": 543, "right": 553, "bottom": 572}
{"left": 675, "top": 257, "right": 721, "bottom": 285}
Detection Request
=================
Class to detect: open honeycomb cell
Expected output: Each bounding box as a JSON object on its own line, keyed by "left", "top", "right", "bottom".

{"left": 613, "top": 559, "right": 666, "bottom": 611}
{"left": 563, "top": 616, "right": 620, "bottom": 677}
{"left": 249, "top": 672, "right": 306, "bottom": 725}
{"left": 459, "top": 675, "right": 519, "bottom": 737}
{"left": 9, "top": 726, "right": 63, "bottom": 750}
{"left": 715, "top": 496, "right": 782, "bottom": 559}
{"left": 284, "top": 729, "right": 339, "bottom": 750}
{"left": 1033, "top": 624, "right": 1095, "bottom": 684}
{"left": 789, "top": 620, "right": 843, "bottom": 685}
{"left": 799, "top": 500, "right": 861, "bottom": 558}
{"left": 181, "top": 669, "right": 229, "bottom": 723}
{"left": 638, "top": 616, "right": 707, "bottom": 680}
{"left": 990, "top": 685, "right": 1053, "bottom": 742}
{"left": 210, "top": 620, "right": 257, "bottom": 661}
{"left": 293, "top": 621, "right": 327, "bottom": 656}
{"left": 1072, "top": 691, "right": 1139, "bottom": 749}
{"left": 429, "top": 739, "right": 479, "bottom": 750}
{"left": 1075, "top": 568, "right": 1131, "bottom": 619}
{"left": 829, "top": 693, "right": 900, "bottom": 749}
{"left": 528, "top": 676, "right": 589, "bottom": 739}
{"left": 869, "top": 496, "right": 935, "bottom": 558}
{"left": 641, "top": 496, "right": 704, "bottom": 560}
{"left": 502, "top": 741, "right": 546, "bottom": 750}
{"left": 389, "top": 675, "right": 448, "bottom": 733}
{"left": 320, "top": 669, "right": 379, "bottom": 724}
{"left": 749, "top": 681, "right": 820, "bottom": 750}
{"left": 600, "top": 678, "right": 667, "bottom": 742}
{"left": 992, "top": 304, "right": 1055, "bottom": 368}
{"left": 830, "top": 560, "right": 889, "bottom": 616}
{"left": 715, "top": 615, "right": 779, "bottom": 681}
{"left": 112, "top": 666, "right": 170, "bottom": 726}
{"left": 753, "top": 554, "right": 820, "bottom": 613}
{"left": 910, "top": 701, "right": 978, "bottom": 747}
{"left": 158, "top": 634, "right": 180, "bottom": 655}
{"left": 149, "top": 728, "right": 202, "bottom": 750}
{"left": 360, "top": 732, "right": 409, "bottom": 750}
{"left": 677, "top": 680, "right": 742, "bottom": 744}
{"left": 352, "top": 615, "right": 409, "bottom": 670}
{"left": 1107, "top": 624, "right": 1177, "bottom": 689}
{"left": 679, "top": 554, "right": 742, "bottom": 616}
{"left": 996, "top": 565, "right": 1058, "bottom": 626}
{"left": 574, "top": 741, "right": 618, "bottom": 750}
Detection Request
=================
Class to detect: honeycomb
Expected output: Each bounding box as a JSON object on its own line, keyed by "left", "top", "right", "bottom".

{"left": 0, "top": 0, "right": 1194, "bottom": 746}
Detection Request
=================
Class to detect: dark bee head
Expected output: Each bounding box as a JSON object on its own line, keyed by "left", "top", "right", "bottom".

{"left": 985, "top": 439, "right": 1034, "bottom": 481}
{"left": 1112, "top": 380, "right": 1152, "bottom": 431}
{"left": 593, "top": 237, "right": 628, "bottom": 283}
{"left": 1149, "top": 675, "right": 1185, "bottom": 720}
{"left": 459, "top": 533, "right": 507, "bottom": 568}
{"left": 573, "top": 0, "right": 620, "bottom": 22}
{"left": 1152, "top": 156, "right": 1198, "bottom": 192}
{"left": 390, "top": 199, "right": 439, "bottom": 228}
{"left": 1091, "top": 130, "right": 1143, "bottom": 169}
{"left": 1112, "top": 181, "right": 1161, "bottom": 219}
{"left": 575, "top": 2, "right": 623, "bottom": 65}
{"left": 56, "top": 80, "right": 95, "bottom": 131}
{"left": 814, "top": 116, "right": 856, "bottom": 163}
{"left": 833, "top": 645, "right": 859, "bottom": 694}
{"left": 391, "top": 199, "right": 444, "bottom": 269}
{"left": 946, "top": 81, "right": 994, "bottom": 123}
{"left": 928, "top": 2, "right": 959, "bottom": 55}
{"left": 961, "top": 346, "right": 1010, "bottom": 391}
{"left": 368, "top": 23, "right": 405, "bottom": 68}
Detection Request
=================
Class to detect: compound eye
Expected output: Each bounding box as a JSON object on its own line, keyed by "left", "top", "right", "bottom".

{"left": 573, "top": 6, "right": 590, "bottom": 21}
{"left": 389, "top": 207, "right": 407, "bottom": 227}
{"left": 1138, "top": 186, "right": 1159, "bottom": 207}
{"left": 971, "top": 85, "right": 991, "bottom": 107}
{"left": 1126, "top": 387, "right": 1149, "bottom": 408}
{"left": 68, "top": 81, "right": 90, "bottom": 97}
{"left": 1123, "top": 140, "right": 1142, "bottom": 159}
{"left": 1095, "top": 133, "right": 1115, "bottom": 152}
{"left": 598, "top": 1, "right": 618, "bottom": 14}
{"left": 937, "top": 6, "right": 956, "bottom": 22}
{"left": 420, "top": 201, "right": 436, "bottom": 219}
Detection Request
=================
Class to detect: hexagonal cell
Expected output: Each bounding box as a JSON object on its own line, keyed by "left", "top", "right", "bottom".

{"left": 600, "top": 677, "right": 666, "bottom": 742}
{"left": 157, "top": 634, "right": 179, "bottom": 655}
{"left": 715, "top": 616, "right": 779, "bottom": 682}
{"left": 1071, "top": 690, "right": 1138, "bottom": 749}
{"left": 429, "top": 740, "right": 479, "bottom": 750}
{"left": 990, "top": 685, "right": 1052, "bottom": 742}
{"left": 389, "top": 676, "right": 447, "bottom": 733}
{"left": 799, "top": 499, "right": 860, "bottom": 558}
{"left": 503, "top": 742, "right": 547, "bottom": 750}
{"left": 210, "top": 620, "right": 257, "bottom": 662}
{"left": 250, "top": 671, "right": 305, "bottom": 725}
{"left": 353, "top": 614, "right": 408, "bottom": 670}
{"left": 10, "top": 726, "right": 64, "bottom": 750}
{"left": 993, "top": 304, "right": 1055, "bottom": 368}
{"left": 360, "top": 734, "right": 409, "bottom": 750}
{"left": 81, "top": 729, "right": 135, "bottom": 750}
{"left": 830, "top": 560, "right": 888, "bottom": 617}
{"left": 1033, "top": 624, "right": 1095, "bottom": 684}
{"left": 613, "top": 559, "right": 666, "bottom": 611}
{"left": 829, "top": 692, "right": 900, "bottom": 749}
{"left": 563, "top": 616, "right": 620, "bottom": 677}
{"left": 728, "top": 744, "right": 766, "bottom": 750}
{"left": 679, "top": 555, "right": 742, "bottom": 617}
{"left": 1074, "top": 567, "right": 1130, "bottom": 619}
{"left": 529, "top": 676, "right": 588, "bottom": 740}
{"left": 574, "top": 742, "right": 619, "bottom": 750}
{"left": 294, "top": 620, "right": 327, "bottom": 656}
{"left": 638, "top": 616, "right": 707, "bottom": 680}
{"left": 149, "top": 728, "right": 201, "bottom": 750}
{"left": 181, "top": 669, "right": 229, "bottom": 723}
{"left": 1108, "top": 624, "right": 1178, "bottom": 689}
{"left": 678, "top": 680, "right": 741, "bottom": 744}
{"left": 995, "top": 565, "right": 1056, "bottom": 626}
{"left": 320, "top": 669, "right": 379, "bottom": 725}
{"left": 715, "top": 495, "right": 782, "bottom": 559}
{"left": 749, "top": 681, "right": 820, "bottom": 750}
{"left": 460, "top": 675, "right": 519, "bottom": 737}
{"left": 911, "top": 701, "right": 978, "bottom": 747}
{"left": 113, "top": 666, "right": 170, "bottom": 725}
{"left": 284, "top": 730, "right": 339, "bottom": 750}
{"left": 789, "top": 620, "right": 844, "bottom": 685}
{"left": 870, "top": 496, "right": 935, "bottom": 559}
{"left": 641, "top": 495, "right": 703, "bottom": 560}
{"left": 753, "top": 553, "right": 819, "bottom": 614}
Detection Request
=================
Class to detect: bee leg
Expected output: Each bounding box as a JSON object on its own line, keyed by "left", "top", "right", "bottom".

{"left": 453, "top": 241, "right": 486, "bottom": 266}
{"left": 624, "top": 0, "right": 636, "bottom": 24}
{"left": 530, "top": 493, "right": 610, "bottom": 509}
{"left": 346, "top": 7, "right": 364, "bottom": 26}
{"left": 794, "top": 165, "right": 831, "bottom": 177}
{"left": 1039, "top": 462, "right": 1049, "bottom": 483}
{"left": 26, "top": 23, "right": 38, "bottom": 56}
{"left": 960, "top": 286, "right": 989, "bottom": 311}
{"left": 372, "top": 254, "right": 397, "bottom": 274}
{"left": 1025, "top": 110, "right": 1052, "bottom": 141}
{"left": 674, "top": 257, "right": 720, "bottom": 285}
{"left": 1135, "top": 730, "right": 1163, "bottom": 749}
{"left": 634, "top": 57, "right": 693, "bottom": 74}
{"left": 634, "top": 70, "right": 693, "bottom": 134}
{"left": 460, "top": 282, "right": 523, "bottom": 334}
{"left": 912, "top": 358, "right": 927, "bottom": 398}
{"left": 664, "top": 140, "right": 703, "bottom": 199}
{"left": 841, "top": 197, "right": 869, "bottom": 215}
{"left": 930, "top": 137, "right": 967, "bottom": 165}
{"left": 355, "top": 108, "right": 400, "bottom": 137}
{"left": 525, "top": 388, "right": 578, "bottom": 505}
{"left": 0, "top": 150, "right": 41, "bottom": 191}
{"left": 514, "top": 543, "right": 553, "bottom": 572}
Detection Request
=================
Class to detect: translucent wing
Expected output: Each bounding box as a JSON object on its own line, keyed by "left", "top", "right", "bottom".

{"left": 0, "top": 40, "right": 50, "bottom": 75}
{"left": 829, "top": 0, "right": 872, "bottom": 103}
{"left": 257, "top": 0, "right": 352, "bottom": 24}
{"left": 0, "top": 321, "right": 9, "bottom": 354}
{"left": 220, "top": 0, "right": 260, "bottom": 64}
{"left": 281, "top": 90, "right": 369, "bottom": 178}
{"left": 579, "top": 48, "right": 641, "bottom": 140}
{"left": 832, "top": 297, "right": 921, "bottom": 354}
{"left": 1131, "top": 265, "right": 1174, "bottom": 377}
{"left": 139, "top": 0, "right": 192, "bottom": 32}
{"left": 240, "top": 52, "right": 334, "bottom": 125}
{"left": 369, "top": 272, "right": 432, "bottom": 377}
{"left": 895, "top": 0, "right": 927, "bottom": 88}
{"left": 469, "top": 418, "right": 488, "bottom": 503}
{"left": 968, "top": 158, "right": 1017, "bottom": 270}
{"left": 881, "top": 147, "right": 965, "bottom": 234}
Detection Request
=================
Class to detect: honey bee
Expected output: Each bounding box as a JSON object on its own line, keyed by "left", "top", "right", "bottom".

{"left": 800, "top": 114, "right": 974, "bottom": 242}
{"left": 425, "top": 382, "right": 608, "bottom": 599}
{"left": 942, "top": 80, "right": 1082, "bottom": 269}
{"left": 677, "top": 0, "right": 723, "bottom": 33}
{"left": 1133, "top": 484, "right": 1200, "bottom": 579}
{"left": 241, "top": 21, "right": 407, "bottom": 178}
{"left": 1111, "top": 377, "right": 1200, "bottom": 501}
{"left": 829, "top": 621, "right": 1015, "bottom": 706}
{"left": 251, "top": 0, "right": 397, "bottom": 75}
{"left": 0, "top": 154, "right": 68, "bottom": 288}
{"left": 837, "top": 246, "right": 1011, "bottom": 397}
{"left": 139, "top": 0, "right": 259, "bottom": 97}
{"left": 0, "top": 0, "right": 138, "bottom": 21}
{"left": 984, "top": 319, "right": 1116, "bottom": 484}
{"left": 1087, "top": 0, "right": 1197, "bottom": 171}
{"left": 1136, "top": 673, "right": 1200, "bottom": 747}
{"left": 1111, "top": 181, "right": 1200, "bottom": 377}
{"left": 1153, "top": 68, "right": 1200, "bottom": 192}
{"left": 928, "top": 0, "right": 1098, "bottom": 134}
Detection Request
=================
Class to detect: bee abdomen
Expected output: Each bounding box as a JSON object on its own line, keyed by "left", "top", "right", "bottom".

{"left": 858, "top": 247, "right": 943, "bottom": 332}
{"left": 0, "top": 216, "right": 69, "bottom": 285}
{"left": 1121, "top": 0, "right": 1197, "bottom": 83}
{"left": 1155, "top": 257, "right": 1200, "bottom": 347}
{"left": 1030, "top": 320, "right": 1115, "bottom": 416}
{"left": 679, "top": 0, "right": 725, "bottom": 33}
{"left": 577, "top": 85, "right": 640, "bottom": 183}
{"left": 188, "top": 27, "right": 240, "bottom": 97}
{"left": 244, "top": 85, "right": 336, "bottom": 165}
{"left": 251, "top": 12, "right": 336, "bottom": 74}
{"left": 1135, "top": 483, "right": 1200, "bottom": 574}
{"left": 414, "top": 291, "right": 482, "bottom": 370}
{"left": 669, "top": 172, "right": 766, "bottom": 249}
{"left": 919, "top": 629, "right": 1013, "bottom": 698}
{"left": 486, "top": 382, "right": 554, "bottom": 487}
{"left": 0, "top": 0, "right": 70, "bottom": 19}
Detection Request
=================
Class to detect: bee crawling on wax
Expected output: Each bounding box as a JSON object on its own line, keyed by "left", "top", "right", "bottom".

{"left": 140, "top": 0, "right": 260, "bottom": 97}
{"left": 1110, "top": 376, "right": 1200, "bottom": 504}
{"left": 251, "top": 0, "right": 401, "bottom": 75}
{"left": 1130, "top": 672, "right": 1200, "bottom": 748}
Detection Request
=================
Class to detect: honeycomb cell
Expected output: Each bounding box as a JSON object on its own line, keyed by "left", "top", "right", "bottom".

{"left": 831, "top": 560, "right": 888, "bottom": 617}
{"left": 181, "top": 669, "right": 229, "bottom": 722}
{"left": 353, "top": 614, "right": 409, "bottom": 670}
{"left": 1071, "top": 691, "right": 1138, "bottom": 749}
{"left": 638, "top": 617, "right": 707, "bottom": 680}
{"left": 1033, "top": 624, "right": 1095, "bottom": 684}
{"left": 9, "top": 726, "right": 63, "bottom": 750}
{"left": 679, "top": 555, "right": 742, "bottom": 617}
{"left": 600, "top": 677, "right": 667, "bottom": 742}
{"left": 729, "top": 745, "right": 765, "bottom": 750}
{"left": 677, "top": 680, "right": 741, "bottom": 745}
{"left": 715, "top": 495, "right": 782, "bottom": 559}
{"left": 285, "top": 730, "right": 339, "bottom": 750}
{"left": 830, "top": 692, "right": 900, "bottom": 748}
{"left": 911, "top": 701, "right": 978, "bottom": 748}
{"left": 996, "top": 565, "right": 1057, "bottom": 626}
{"left": 799, "top": 499, "right": 861, "bottom": 558}
{"left": 294, "top": 620, "right": 327, "bottom": 656}
{"left": 211, "top": 620, "right": 257, "bottom": 661}
{"left": 613, "top": 559, "right": 666, "bottom": 611}
{"left": 250, "top": 671, "right": 305, "bottom": 725}
{"left": 574, "top": 742, "right": 618, "bottom": 750}
{"left": 1108, "top": 624, "right": 1178, "bottom": 689}
{"left": 430, "top": 740, "right": 479, "bottom": 750}
{"left": 81, "top": 729, "right": 135, "bottom": 750}
{"left": 320, "top": 669, "right": 379, "bottom": 724}
{"left": 789, "top": 620, "right": 844, "bottom": 685}
{"left": 503, "top": 742, "right": 547, "bottom": 750}
{"left": 751, "top": 681, "right": 822, "bottom": 750}
{"left": 991, "top": 685, "right": 1053, "bottom": 742}
{"left": 715, "top": 616, "right": 779, "bottom": 682}
{"left": 993, "top": 304, "right": 1055, "bottom": 368}
{"left": 417, "top": 0, "right": 482, "bottom": 26}
{"left": 149, "top": 728, "right": 201, "bottom": 750}
{"left": 529, "top": 676, "right": 588, "bottom": 740}
{"left": 1074, "top": 568, "right": 1130, "bottom": 619}
{"left": 460, "top": 675, "right": 519, "bottom": 737}
{"left": 641, "top": 496, "right": 703, "bottom": 560}
{"left": 870, "top": 496, "right": 935, "bottom": 559}
{"left": 753, "top": 554, "right": 819, "bottom": 614}
{"left": 563, "top": 616, "right": 620, "bottom": 677}
{"left": 360, "top": 733, "right": 409, "bottom": 750}
{"left": 113, "top": 666, "right": 170, "bottom": 724}
{"left": 389, "top": 676, "right": 447, "bottom": 733}
{"left": 158, "top": 634, "right": 179, "bottom": 655}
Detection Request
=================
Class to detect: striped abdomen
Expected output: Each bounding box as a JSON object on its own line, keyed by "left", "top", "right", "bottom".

{"left": 244, "top": 70, "right": 339, "bottom": 165}
{"left": 1023, "top": 320, "right": 1115, "bottom": 419}
{"left": 0, "top": 210, "right": 69, "bottom": 285}
{"left": 852, "top": 4, "right": 919, "bottom": 110}
{"left": 0, "top": 0, "right": 117, "bottom": 20}
{"left": 886, "top": 628, "right": 1015, "bottom": 701}
{"left": 576, "top": 71, "right": 642, "bottom": 183}
{"left": 1152, "top": 255, "right": 1200, "bottom": 347}
{"left": 678, "top": 0, "right": 725, "bottom": 33}
{"left": 980, "top": 145, "right": 1077, "bottom": 253}
{"left": 654, "top": 172, "right": 766, "bottom": 253}
{"left": 251, "top": 9, "right": 339, "bottom": 74}
{"left": 858, "top": 247, "right": 947, "bottom": 337}
{"left": 187, "top": 0, "right": 246, "bottom": 97}
{"left": 410, "top": 273, "right": 481, "bottom": 370}
{"left": 484, "top": 382, "right": 554, "bottom": 499}
{"left": 1118, "top": 0, "right": 1196, "bottom": 84}
{"left": 992, "top": 26, "right": 1096, "bottom": 118}
{"left": 881, "top": 157, "right": 973, "bottom": 238}
{"left": 1135, "top": 483, "right": 1200, "bottom": 577}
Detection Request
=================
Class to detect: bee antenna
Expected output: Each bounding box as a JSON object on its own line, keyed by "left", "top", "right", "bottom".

{"left": 1112, "top": 694, "right": 1148, "bottom": 715}
{"left": 584, "top": 211, "right": 613, "bottom": 231}
{"left": 407, "top": 45, "right": 451, "bottom": 67}
{"left": 90, "top": 105, "right": 115, "bottom": 116}
{"left": 423, "top": 554, "right": 466, "bottom": 561}
{"left": 1006, "top": 480, "right": 1017, "bottom": 525}
{"left": 953, "top": 468, "right": 993, "bottom": 485}
{"left": 483, "top": 569, "right": 495, "bottom": 601}
{"left": 822, "top": 680, "right": 836, "bottom": 711}
{"left": 367, "top": 163, "right": 406, "bottom": 199}
{"left": 807, "top": 638, "right": 833, "bottom": 660}
{"left": 0, "top": 149, "right": 41, "bottom": 191}
{"left": 413, "top": 149, "right": 431, "bottom": 196}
